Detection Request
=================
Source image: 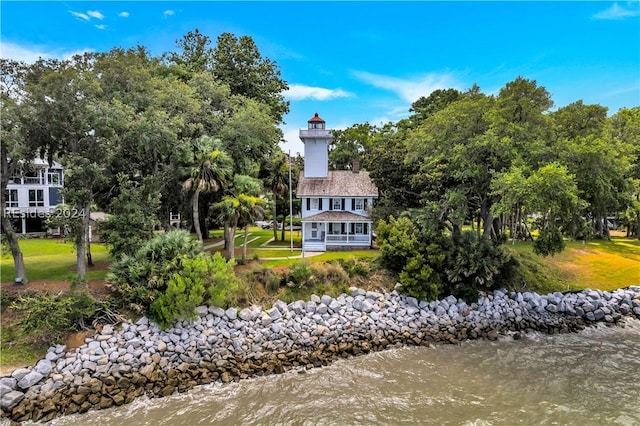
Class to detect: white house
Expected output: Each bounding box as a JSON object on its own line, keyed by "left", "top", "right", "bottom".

{"left": 297, "top": 113, "right": 378, "bottom": 252}
{"left": 4, "top": 158, "right": 64, "bottom": 234}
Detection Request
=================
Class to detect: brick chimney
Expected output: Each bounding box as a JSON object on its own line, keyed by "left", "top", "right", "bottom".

{"left": 352, "top": 158, "right": 360, "bottom": 173}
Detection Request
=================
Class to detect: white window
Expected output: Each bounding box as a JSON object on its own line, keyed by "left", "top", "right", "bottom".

{"left": 355, "top": 223, "right": 364, "bottom": 234}
{"left": 48, "top": 169, "right": 62, "bottom": 185}
{"left": 354, "top": 199, "right": 364, "bottom": 210}
{"left": 5, "top": 190, "right": 18, "bottom": 208}
{"left": 28, "top": 189, "right": 44, "bottom": 207}
{"left": 311, "top": 198, "right": 319, "bottom": 210}
{"left": 333, "top": 199, "right": 341, "bottom": 210}
{"left": 311, "top": 222, "right": 318, "bottom": 238}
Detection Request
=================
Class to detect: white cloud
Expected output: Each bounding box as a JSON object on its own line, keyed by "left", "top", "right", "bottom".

{"left": 285, "top": 84, "right": 353, "bottom": 101}
{"left": 164, "top": 10, "right": 175, "bottom": 17}
{"left": 0, "top": 42, "right": 90, "bottom": 63}
{"left": 593, "top": 3, "right": 640, "bottom": 19}
{"left": 0, "top": 42, "right": 51, "bottom": 62}
{"left": 87, "top": 10, "right": 104, "bottom": 20}
{"left": 94, "top": 24, "right": 107, "bottom": 30}
{"left": 281, "top": 127, "right": 305, "bottom": 157}
{"left": 119, "top": 11, "right": 130, "bottom": 18}
{"left": 69, "top": 10, "right": 90, "bottom": 21}
{"left": 352, "top": 70, "right": 460, "bottom": 104}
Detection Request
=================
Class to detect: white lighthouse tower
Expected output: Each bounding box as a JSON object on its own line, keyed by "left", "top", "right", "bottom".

{"left": 299, "top": 113, "right": 332, "bottom": 178}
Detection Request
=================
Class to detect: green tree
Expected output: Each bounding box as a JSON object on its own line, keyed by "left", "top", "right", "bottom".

{"left": 263, "top": 151, "right": 289, "bottom": 241}
{"left": 329, "top": 123, "right": 376, "bottom": 170}
{"left": 376, "top": 215, "right": 445, "bottom": 301}
{"left": 21, "top": 54, "right": 106, "bottom": 279}
{"left": 526, "top": 163, "right": 583, "bottom": 256}
{"left": 211, "top": 32, "right": 289, "bottom": 123}
{"left": 215, "top": 175, "right": 263, "bottom": 260}
{"left": 0, "top": 58, "right": 30, "bottom": 282}
{"left": 99, "top": 174, "right": 161, "bottom": 257}
{"left": 183, "top": 136, "right": 233, "bottom": 242}
{"left": 408, "top": 88, "right": 462, "bottom": 127}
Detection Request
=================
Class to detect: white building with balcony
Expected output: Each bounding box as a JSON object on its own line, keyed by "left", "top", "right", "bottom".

{"left": 297, "top": 113, "right": 378, "bottom": 252}
{"left": 5, "top": 158, "right": 64, "bottom": 234}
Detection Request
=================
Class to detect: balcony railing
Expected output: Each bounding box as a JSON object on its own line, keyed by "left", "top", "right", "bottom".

{"left": 299, "top": 129, "right": 332, "bottom": 138}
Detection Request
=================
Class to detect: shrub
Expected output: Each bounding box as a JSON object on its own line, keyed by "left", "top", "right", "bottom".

{"left": 148, "top": 252, "right": 239, "bottom": 327}
{"left": 107, "top": 230, "right": 202, "bottom": 311}
{"left": 287, "top": 262, "right": 314, "bottom": 288}
{"left": 11, "top": 292, "right": 98, "bottom": 344}
{"left": 443, "top": 231, "right": 513, "bottom": 301}
{"left": 337, "top": 257, "right": 370, "bottom": 278}
{"left": 317, "top": 263, "right": 349, "bottom": 286}
{"left": 533, "top": 226, "right": 565, "bottom": 257}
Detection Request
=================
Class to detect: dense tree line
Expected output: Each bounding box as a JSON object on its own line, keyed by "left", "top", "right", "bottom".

{"left": 2, "top": 31, "right": 638, "bottom": 304}
{"left": 330, "top": 78, "right": 639, "bottom": 300}
{"left": 1, "top": 30, "right": 297, "bottom": 283}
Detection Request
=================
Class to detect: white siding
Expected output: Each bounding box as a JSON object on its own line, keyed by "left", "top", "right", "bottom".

{"left": 303, "top": 140, "right": 329, "bottom": 178}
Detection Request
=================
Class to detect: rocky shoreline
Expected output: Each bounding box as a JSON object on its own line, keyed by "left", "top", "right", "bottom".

{"left": 2, "top": 285, "right": 640, "bottom": 423}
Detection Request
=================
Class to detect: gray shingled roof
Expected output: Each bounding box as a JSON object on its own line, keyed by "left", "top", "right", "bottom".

{"left": 302, "top": 211, "right": 373, "bottom": 222}
{"left": 297, "top": 170, "right": 379, "bottom": 197}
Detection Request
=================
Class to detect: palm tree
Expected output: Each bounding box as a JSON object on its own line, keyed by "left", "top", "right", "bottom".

{"left": 216, "top": 174, "right": 263, "bottom": 260}
{"left": 183, "top": 136, "right": 232, "bottom": 242}
{"left": 264, "top": 151, "right": 288, "bottom": 241}
{"left": 238, "top": 194, "right": 266, "bottom": 262}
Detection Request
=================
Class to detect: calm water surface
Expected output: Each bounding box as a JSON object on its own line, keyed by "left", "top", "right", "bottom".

{"left": 41, "top": 319, "right": 640, "bottom": 426}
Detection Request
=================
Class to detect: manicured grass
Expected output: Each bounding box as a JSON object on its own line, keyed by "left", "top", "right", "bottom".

{"left": 507, "top": 236, "right": 640, "bottom": 292}
{"left": 254, "top": 249, "right": 302, "bottom": 258}
{"left": 0, "top": 239, "right": 111, "bottom": 283}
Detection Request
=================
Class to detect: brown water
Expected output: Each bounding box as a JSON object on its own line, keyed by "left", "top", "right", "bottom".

{"left": 44, "top": 319, "right": 640, "bottom": 426}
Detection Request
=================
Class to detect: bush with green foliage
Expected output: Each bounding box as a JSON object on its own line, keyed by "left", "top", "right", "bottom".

{"left": 149, "top": 252, "right": 239, "bottom": 326}
{"left": 11, "top": 292, "right": 97, "bottom": 344}
{"left": 313, "top": 262, "right": 349, "bottom": 286}
{"left": 337, "top": 257, "right": 370, "bottom": 278}
{"left": 376, "top": 215, "right": 446, "bottom": 300}
{"left": 377, "top": 214, "right": 523, "bottom": 302}
{"left": 533, "top": 226, "right": 566, "bottom": 257}
{"left": 443, "top": 231, "right": 514, "bottom": 301}
{"left": 107, "top": 230, "right": 203, "bottom": 312}
{"left": 286, "top": 262, "right": 315, "bottom": 288}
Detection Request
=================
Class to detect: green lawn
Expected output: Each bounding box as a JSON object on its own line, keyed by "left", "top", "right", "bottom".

{"left": 507, "top": 235, "right": 640, "bottom": 292}
{"left": 0, "top": 239, "right": 111, "bottom": 283}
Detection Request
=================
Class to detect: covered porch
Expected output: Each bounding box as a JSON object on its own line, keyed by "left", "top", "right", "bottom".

{"left": 301, "top": 212, "right": 372, "bottom": 252}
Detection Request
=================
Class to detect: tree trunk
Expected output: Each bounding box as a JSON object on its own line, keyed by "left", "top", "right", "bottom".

{"left": 192, "top": 189, "right": 202, "bottom": 242}
{"left": 280, "top": 220, "right": 285, "bottom": 242}
{"left": 85, "top": 204, "right": 93, "bottom": 267}
{"left": 76, "top": 209, "right": 87, "bottom": 280}
{"left": 1, "top": 215, "right": 27, "bottom": 283}
{"left": 224, "top": 218, "right": 238, "bottom": 261}
{"left": 272, "top": 188, "right": 278, "bottom": 241}
{"left": 242, "top": 225, "right": 249, "bottom": 262}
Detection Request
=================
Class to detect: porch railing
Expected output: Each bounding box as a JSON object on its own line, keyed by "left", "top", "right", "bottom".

{"left": 325, "top": 235, "right": 370, "bottom": 243}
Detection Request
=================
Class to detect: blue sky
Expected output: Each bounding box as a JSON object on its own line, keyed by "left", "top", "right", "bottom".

{"left": 2, "top": 1, "right": 639, "bottom": 155}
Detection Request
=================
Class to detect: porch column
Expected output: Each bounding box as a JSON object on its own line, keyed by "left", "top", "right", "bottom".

{"left": 302, "top": 223, "right": 306, "bottom": 245}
